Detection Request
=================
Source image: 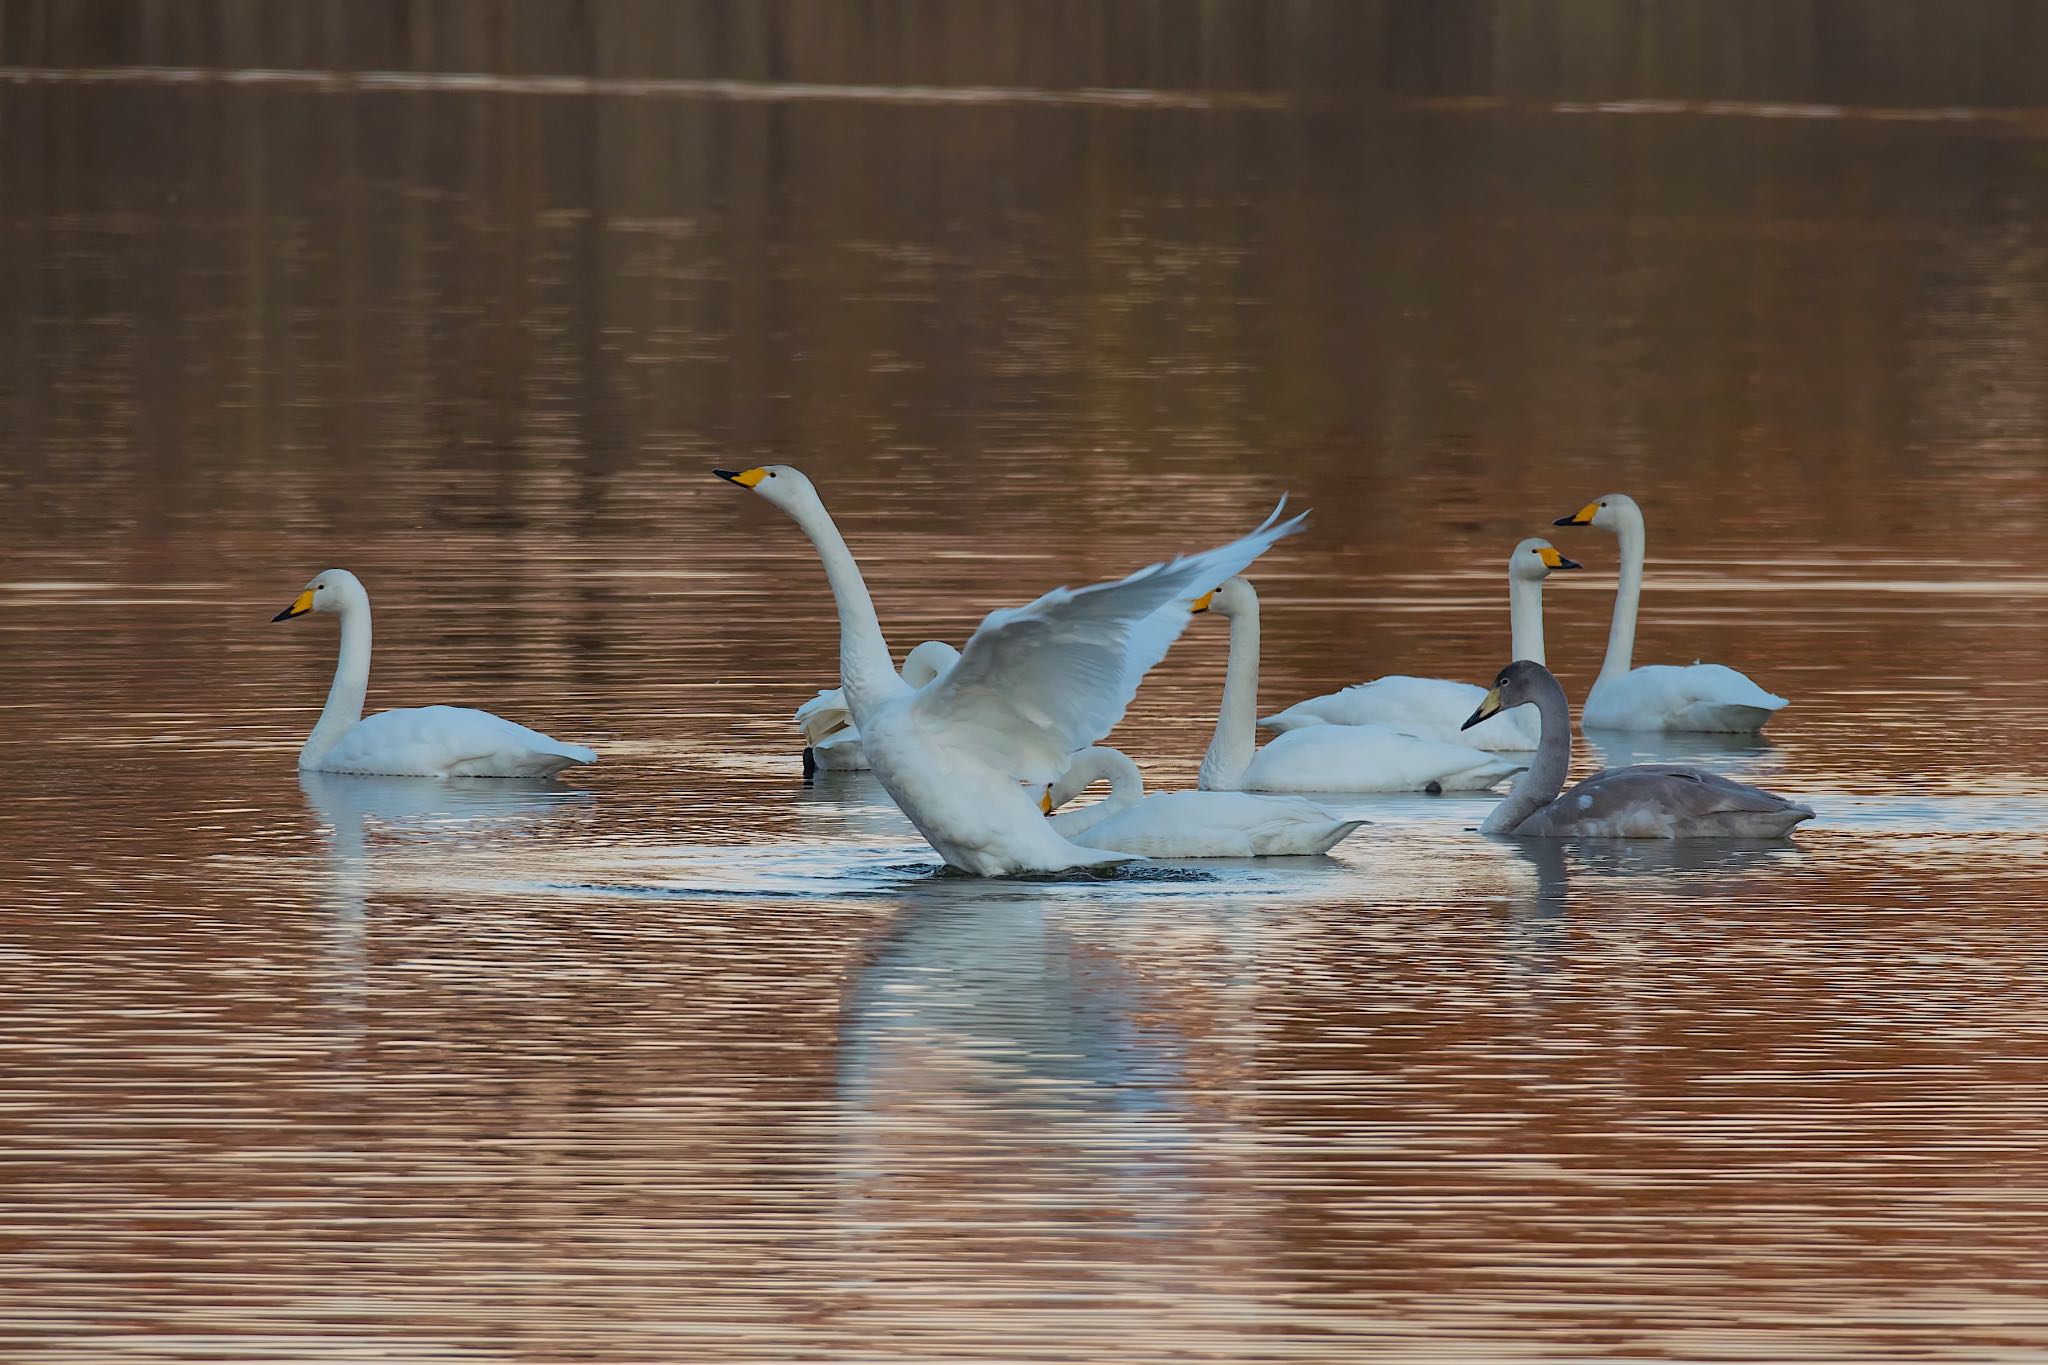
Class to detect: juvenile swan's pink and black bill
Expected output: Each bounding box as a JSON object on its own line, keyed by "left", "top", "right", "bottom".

{"left": 271, "top": 589, "right": 314, "bottom": 622}
{"left": 1461, "top": 686, "right": 1504, "bottom": 731}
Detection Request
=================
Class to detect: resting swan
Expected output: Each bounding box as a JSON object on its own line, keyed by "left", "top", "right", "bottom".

{"left": 1257, "top": 537, "right": 1580, "bottom": 749}
{"left": 1196, "top": 578, "right": 1521, "bottom": 794}
{"left": 715, "top": 464, "right": 1304, "bottom": 875}
{"left": 1044, "top": 746, "right": 1365, "bottom": 857}
{"left": 1463, "top": 660, "right": 1813, "bottom": 838}
{"left": 271, "top": 569, "right": 597, "bottom": 778}
{"left": 1553, "top": 493, "right": 1787, "bottom": 732}
{"left": 796, "top": 640, "right": 961, "bottom": 773}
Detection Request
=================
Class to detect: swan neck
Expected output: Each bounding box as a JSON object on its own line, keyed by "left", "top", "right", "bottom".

{"left": 1508, "top": 574, "right": 1546, "bottom": 665}
{"left": 791, "top": 496, "right": 902, "bottom": 717}
{"left": 302, "top": 602, "right": 371, "bottom": 768}
{"left": 1199, "top": 601, "right": 1261, "bottom": 791}
{"left": 1600, "top": 516, "right": 1645, "bottom": 683}
{"left": 1485, "top": 675, "right": 1574, "bottom": 833}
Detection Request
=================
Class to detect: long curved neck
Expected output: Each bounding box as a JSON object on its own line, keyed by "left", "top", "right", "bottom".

{"left": 1482, "top": 674, "right": 1574, "bottom": 834}
{"left": 1198, "top": 602, "right": 1261, "bottom": 791}
{"left": 1508, "top": 574, "right": 1546, "bottom": 665}
{"left": 789, "top": 496, "right": 903, "bottom": 719}
{"left": 1600, "top": 513, "right": 1645, "bottom": 684}
{"left": 1047, "top": 747, "right": 1143, "bottom": 838}
{"left": 302, "top": 602, "right": 371, "bottom": 768}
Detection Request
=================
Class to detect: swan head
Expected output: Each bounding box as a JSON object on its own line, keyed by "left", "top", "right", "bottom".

{"left": 901, "top": 639, "right": 962, "bottom": 688}
{"left": 1553, "top": 492, "right": 1639, "bottom": 533}
{"left": 1510, "top": 537, "right": 1581, "bottom": 580}
{"left": 713, "top": 463, "right": 817, "bottom": 516}
{"left": 272, "top": 568, "right": 367, "bottom": 622}
{"left": 1194, "top": 576, "right": 1258, "bottom": 619}
{"left": 1463, "top": 659, "right": 1561, "bottom": 729}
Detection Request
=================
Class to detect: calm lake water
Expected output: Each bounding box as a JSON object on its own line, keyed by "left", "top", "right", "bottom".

{"left": 6, "top": 10, "right": 2048, "bottom": 1362}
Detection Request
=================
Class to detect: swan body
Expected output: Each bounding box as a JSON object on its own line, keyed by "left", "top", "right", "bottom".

{"left": 796, "top": 640, "right": 962, "bottom": 771}
{"left": 1465, "top": 659, "right": 1813, "bottom": 838}
{"left": 716, "top": 464, "right": 1305, "bottom": 875}
{"left": 1258, "top": 538, "right": 1580, "bottom": 751}
{"left": 1046, "top": 747, "right": 1364, "bottom": 857}
{"left": 1554, "top": 493, "right": 1787, "bottom": 732}
{"left": 271, "top": 569, "right": 596, "bottom": 778}
{"left": 1196, "top": 578, "right": 1521, "bottom": 794}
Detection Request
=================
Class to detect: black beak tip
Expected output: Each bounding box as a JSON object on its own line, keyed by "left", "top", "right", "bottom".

{"left": 1552, "top": 515, "right": 1579, "bottom": 526}
{"left": 1557, "top": 556, "right": 1583, "bottom": 570}
{"left": 713, "top": 468, "right": 741, "bottom": 483}
{"left": 270, "top": 607, "right": 297, "bottom": 622}
{"left": 1460, "top": 713, "right": 1483, "bottom": 731}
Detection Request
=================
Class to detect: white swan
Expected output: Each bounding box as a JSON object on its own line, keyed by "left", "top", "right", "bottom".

{"left": 714, "top": 464, "right": 1304, "bottom": 875}
{"left": 271, "top": 569, "right": 597, "bottom": 778}
{"left": 1553, "top": 493, "right": 1787, "bottom": 732}
{"left": 1257, "top": 537, "right": 1580, "bottom": 749}
{"left": 1044, "top": 746, "right": 1365, "bottom": 857}
{"left": 1464, "top": 660, "right": 1813, "bottom": 837}
{"left": 1196, "top": 578, "right": 1521, "bottom": 794}
{"left": 795, "top": 639, "right": 961, "bottom": 773}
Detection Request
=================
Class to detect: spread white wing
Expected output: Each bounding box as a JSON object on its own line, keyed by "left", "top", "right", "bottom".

{"left": 909, "top": 501, "right": 1305, "bottom": 785}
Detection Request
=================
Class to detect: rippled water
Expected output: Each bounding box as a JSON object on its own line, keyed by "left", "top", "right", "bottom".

{"left": 7, "top": 11, "right": 2048, "bottom": 1362}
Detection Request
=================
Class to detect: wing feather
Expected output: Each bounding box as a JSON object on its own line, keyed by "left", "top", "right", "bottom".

{"left": 909, "top": 501, "right": 1305, "bottom": 784}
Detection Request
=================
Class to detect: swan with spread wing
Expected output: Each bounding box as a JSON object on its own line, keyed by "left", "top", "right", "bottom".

{"left": 715, "top": 464, "right": 1304, "bottom": 874}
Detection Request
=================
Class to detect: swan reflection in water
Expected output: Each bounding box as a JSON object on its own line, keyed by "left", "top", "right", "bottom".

{"left": 828, "top": 882, "right": 1272, "bottom": 1271}
{"left": 298, "top": 771, "right": 594, "bottom": 1037}
{"left": 1581, "top": 726, "right": 1778, "bottom": 775}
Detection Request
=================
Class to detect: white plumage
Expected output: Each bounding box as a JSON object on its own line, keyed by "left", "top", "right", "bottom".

{"left": 1046, "top": 747, "right": 1364, "bottom": 857}
{"left": 1196, "top": 577, "right": 1522, "bottom": 794}
{"left": 1553, "top": 493, "right": 1788, "bottom": 732}
{"left": 271, "top": 569, "right": 595, "bottom": 779}
{"left": 795, "top": 640, "right": 961, "bottom": 771}
{"left": 715, "top": 464, "right": 1304, "bottom": 875}
{"left": 1256, "top": 537, "right": 1579, "bottom": 750}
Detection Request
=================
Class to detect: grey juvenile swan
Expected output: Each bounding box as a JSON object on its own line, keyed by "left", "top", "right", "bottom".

{"left": 1462, "top": 660, "right": 1814, "bottom": 838}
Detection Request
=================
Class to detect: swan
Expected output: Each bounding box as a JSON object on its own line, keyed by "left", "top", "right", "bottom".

{"left": 1195, "top": 578, "right": 1521, "bottom": 794}
{"left": 796, "top": 639, "right": 962, "bottom": 774}
{"left": 1553, "top": 493, "right": 1787, "bottom": 732}
{"left": 1463, "top": 659, "right": 1813, "bottom": 838}
{"left": 714, "top": 464, "right": 1305, "bottom": 875}
{"left": 271, "top": 569, "right": 597, "bottom": 778}
{"left": 1257, "top": 537, "right": 1581, "bottom": 749}
{"left": 1043, "top": 746, "right": 1365, "bottom": 857}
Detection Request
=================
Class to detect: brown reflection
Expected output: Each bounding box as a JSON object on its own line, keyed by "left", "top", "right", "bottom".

{"left": 6, "top": 6, "right": 2048, "bottom": 1362}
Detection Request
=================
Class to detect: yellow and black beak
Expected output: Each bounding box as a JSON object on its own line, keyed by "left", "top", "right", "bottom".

{"left": 1040, "top": 789, "right": 1055, "bottom": 816}
{"left": 1553, "top": 502, "right": 1599, "bottom": 527}
{"left": 1190, "top": 590, "right": 1217, "bottom": 615}
{"left": 713, "top": 467, "right": 767, "bottom": 489}
{"left": 1539, "top": 547, "right": 1582, "bottom": 571}
{"left": 271, "top": 589, "right": 315, "bottom": 622}
{"left": 1461, "top": 686, "right": 1503, "bottom": 731}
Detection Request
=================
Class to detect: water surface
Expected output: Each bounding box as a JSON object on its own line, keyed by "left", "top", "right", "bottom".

{"left": 6, "top": 9, "right": 2048, "bottom": 1362}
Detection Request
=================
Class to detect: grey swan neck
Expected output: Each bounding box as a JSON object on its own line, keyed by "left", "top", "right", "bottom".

{"left": 1482, "top": 672, "right": 1575, "bottom": 834}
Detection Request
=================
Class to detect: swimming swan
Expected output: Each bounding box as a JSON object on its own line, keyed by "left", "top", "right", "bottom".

{"left": 1257, "top": 537, "right": 1580, "bottom": 749}
{"left": 714, "top": 464, "right": 1305, "bottom": 875}
{"left": 271, "top": 569, "right": 597, "bottom": 778}
{"left": 1044, "top": 746, "right": 1365, "bottom": 857}
{"left": 1553, "top": 493, "right": 1787, "bottom": 732}
{"left": 1196, "top": 578, "right": 1521, "bottom": 794}
{"left": 796, "top": 639, "right": 962, "bottom": 773}
{"left": 1463, "top": 659, "right": 1813, "bottom": 837}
